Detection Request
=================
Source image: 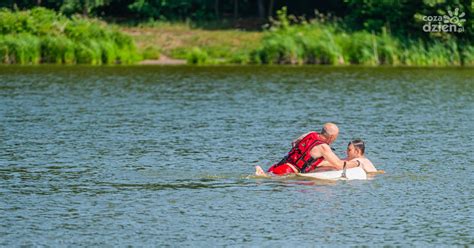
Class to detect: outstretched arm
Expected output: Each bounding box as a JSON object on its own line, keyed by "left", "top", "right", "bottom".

{"left": 312, "top": 144, "right": 359, "bottom": 170}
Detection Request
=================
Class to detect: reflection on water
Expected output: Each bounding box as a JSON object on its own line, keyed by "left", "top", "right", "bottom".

{"left": 0, "top": 66, "right": 473, "bottom": 246}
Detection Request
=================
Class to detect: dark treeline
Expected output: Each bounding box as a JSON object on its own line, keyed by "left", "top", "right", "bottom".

{"left": 3, "top": 0, "right": 332, "bottom": 20}
{"left": 2, "top": 0, "right": 472, "bottom": 37}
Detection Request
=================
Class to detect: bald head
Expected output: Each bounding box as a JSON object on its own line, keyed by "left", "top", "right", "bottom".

{"left": 321, "top": 122, "right": 339, "bottom": 144}
{"left": 322, "top": 123, "right": 339, "bottom": 136}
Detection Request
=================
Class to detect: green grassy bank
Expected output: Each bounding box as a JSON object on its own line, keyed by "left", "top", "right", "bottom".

{"left": 0, "top": 8, "right": 139, "bottom": 64}
{"left": 125, "top": 7, "right": 473, "bottom": 66}
{"left": 1, "top": 7, "right": 472, "bottom": 66}
{"left": 124, "top": 21, "right": 473, "bottom": 66}
{"left": 249, "top": 8, "right": 473, "bottom": 66}
{"left": 121, "top": 21, "right": 261, "bottom": 64}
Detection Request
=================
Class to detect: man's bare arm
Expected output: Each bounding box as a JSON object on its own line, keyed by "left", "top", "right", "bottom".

{"left": 311, "top": 144, "right": 358, "bottom": 170}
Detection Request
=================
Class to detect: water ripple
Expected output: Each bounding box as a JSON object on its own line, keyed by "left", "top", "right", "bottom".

{"left": 0, "top": 66, "right": 472, "bottom": 246}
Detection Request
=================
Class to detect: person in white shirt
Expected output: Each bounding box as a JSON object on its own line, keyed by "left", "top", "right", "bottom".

{"left": 315, "top": 139, "right": 379, "bottom": 173}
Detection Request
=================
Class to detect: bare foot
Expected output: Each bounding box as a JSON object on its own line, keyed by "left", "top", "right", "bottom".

{"left": 255, "top": 166, "right": 268, "bottom": 176}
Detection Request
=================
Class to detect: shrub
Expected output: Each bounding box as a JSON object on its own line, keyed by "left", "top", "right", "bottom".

{"left": 251, "top": 7, "right": 472, "bottom": 66}
{"left": 0, "top": 7, "right": 139, "bottom": 65}
{"left": 228, "top": 52, "right": 251, "bottom": 64}
{"left": 75, "top": 41, "right": 101, "bottom": 65}
{"left": 41, "top": 36, "right": 75, "bottom": 64}
{"left": 141, "top": 46, "right": 160, "bottom": 60}
{"left": 461, "top": 46, "right": 474, "bottom": 66}
{"left": 298, "top": 26, "right": 342, "bottom": 65}
{"left": 401, "top": 41, "right": 430, "bottom": 66}
{"left": 376, "top": 29, "right": 400, "bottom": 65}
{"left": 344, "top": 31, "right": 378, "bottom": 65}
{"left": 0, "top": 34, "right": 40, "bottom": 64}
{"left": 186, "top": 47, "right": 209, "bottom": 64}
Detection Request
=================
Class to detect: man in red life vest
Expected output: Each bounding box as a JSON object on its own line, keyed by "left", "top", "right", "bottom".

{"left": 255, "top": 123, "right": 359, "bottom": 176}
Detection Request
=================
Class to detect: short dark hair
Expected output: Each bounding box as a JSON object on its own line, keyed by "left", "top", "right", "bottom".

{"left": 348, "top": 139, "right": 365, "bottom": 155}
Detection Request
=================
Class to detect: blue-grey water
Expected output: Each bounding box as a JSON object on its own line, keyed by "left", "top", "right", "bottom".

{"left": 0, "top": 66, "right": 473, "bottom": 246}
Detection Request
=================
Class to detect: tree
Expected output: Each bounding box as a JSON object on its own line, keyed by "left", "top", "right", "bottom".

{"left": 60, "top": 0, "right": 110, "bottom": 17}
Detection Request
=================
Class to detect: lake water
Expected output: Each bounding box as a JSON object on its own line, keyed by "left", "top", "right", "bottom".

{"left": 0, "top": 66, "right": 473, "bottom": 246}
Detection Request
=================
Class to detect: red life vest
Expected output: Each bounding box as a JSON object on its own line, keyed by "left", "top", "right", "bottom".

{"left": 277, "top": 132, "right": 327, "bottom": 173}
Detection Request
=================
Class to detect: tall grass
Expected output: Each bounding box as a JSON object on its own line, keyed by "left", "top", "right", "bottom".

{"left": 0, "top": 34, "right": 40, "bottom": 64}
{"left": 0, "top": 7, "right": 139, "bottom": 65}
{"left": 376, "top": 29, "right": 400, "bottom": 65}
{"left": 40, "top": 36, "right": 75, "bottom": 64}
{"left": 400, "top": 40, "right": 462, "bottom": 66}
{"left": 300, "top": 28, "right": 342, "bottom": 65}
{"left": 186, "top": 47, "right": 211, "bottom": 65}
{"left": 462, "top": 46, "right": 474, "bottom": 66}
{"left": 251, "top": 7, "right": 472, "bottom": 66}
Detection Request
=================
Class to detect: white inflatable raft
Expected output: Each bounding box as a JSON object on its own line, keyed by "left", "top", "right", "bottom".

{"left": 297, "top": 167, "right": 367, "bottom": 180}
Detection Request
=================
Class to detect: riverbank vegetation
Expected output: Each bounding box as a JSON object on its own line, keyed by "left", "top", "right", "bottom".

{"left": 249, "top": 8, "right": 473, "bottom": 66}
{"left": 0, "top": 0, "right": 472, "bottom": 66}
{"left": 0, "top": 8, "right": 139, "bottom": 64}
{"left": 122, "top": 21, "right": 261, "bottom": 64}
{"left": 125, "top": 10, "right": 473, "bottom": 66}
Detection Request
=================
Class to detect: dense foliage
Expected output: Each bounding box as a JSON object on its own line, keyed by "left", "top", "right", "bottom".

{"left": 0, "top": 7, "right": 139, "bottom": 64}
{"left": 0, "top": 1, "right": 472, "bottom": 65}
{"left": 2, "top": 0, "right": 472, "bottom": 37}
{"left": 249, "top": 7, "right": 473, "bottom": 66}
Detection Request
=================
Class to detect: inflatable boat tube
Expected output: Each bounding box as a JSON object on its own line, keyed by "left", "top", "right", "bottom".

{"left": 297, "top": 167, "right": 367, "bottom": 180}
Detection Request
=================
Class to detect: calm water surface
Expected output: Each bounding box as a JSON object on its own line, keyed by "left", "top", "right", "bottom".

{"left": 0, "top": 66, "right": 473, "bottom": 246}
